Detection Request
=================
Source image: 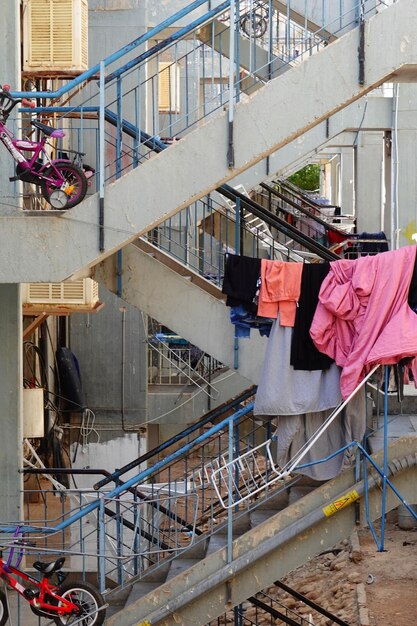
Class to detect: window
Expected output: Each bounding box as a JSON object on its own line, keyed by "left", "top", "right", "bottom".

{"left": 158, "top": 62, "right": 180, "bottom": 113}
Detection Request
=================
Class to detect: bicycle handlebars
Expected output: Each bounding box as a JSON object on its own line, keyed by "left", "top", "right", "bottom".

{"left": 0, "top": 84, "right": 35, "bottom": 119}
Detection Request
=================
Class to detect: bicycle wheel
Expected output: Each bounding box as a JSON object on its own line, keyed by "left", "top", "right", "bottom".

{"left": 41, "top": 162, "right": 88, "bottom": 209}
{"left": 0, "top": 590, "right": 9, "bottom": 626}
{"left": 54, "top": 581, "right": 105, "bottom": 626}
{"left": 241, "top": 12, "right": 268, "bottom": 37}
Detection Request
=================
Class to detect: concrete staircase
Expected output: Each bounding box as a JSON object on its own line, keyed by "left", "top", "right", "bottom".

{"left": 106, "top": 491, "right": 289, "bottom": 622}
{"left": 104, "top": 436, "right": 417, "bottom": 626}
{"left": 2, "top": 0, "right": 417, "bottom": 283}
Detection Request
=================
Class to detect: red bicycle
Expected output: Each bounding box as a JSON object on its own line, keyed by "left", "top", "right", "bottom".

{"left": 0, "top": 540, "right": 106, "bottom": 625}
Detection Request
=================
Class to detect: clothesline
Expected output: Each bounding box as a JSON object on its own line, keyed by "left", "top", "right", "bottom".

{"left": 222, "top": 245, "right": 417, "bottom": 481}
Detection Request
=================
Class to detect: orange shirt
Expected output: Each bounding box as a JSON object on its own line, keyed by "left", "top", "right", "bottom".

{"left": 257, "top": 259, "right": 303, "bottom": 326}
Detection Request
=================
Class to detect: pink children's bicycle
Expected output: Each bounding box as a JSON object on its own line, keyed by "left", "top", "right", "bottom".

{"left": 0, "top": 84, "right": 92, "bottom": 210}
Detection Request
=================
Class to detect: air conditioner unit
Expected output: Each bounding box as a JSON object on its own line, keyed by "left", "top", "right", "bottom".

{"left": 22, "top": 278, "right": 99, "bottom": 307}
{"left": 22, "top": 0, "right": 88, "bottom": 73}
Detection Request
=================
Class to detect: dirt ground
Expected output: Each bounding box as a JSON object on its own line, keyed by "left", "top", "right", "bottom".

{"left": 357, "top": 521, "right": 417, "bottom": 626}
{"left": 271, "top": 516, "right": 417, "bottom": 626}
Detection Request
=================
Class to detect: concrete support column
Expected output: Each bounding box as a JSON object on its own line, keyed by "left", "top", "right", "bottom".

{"left": 391, "top": 84, "right": 417, "bottom": 247}
{"left": 0, "top": 0, "right": 20, "bottom": 211}
{"left": 0, "top": 284, "right": 23, "bottom": 523}
{"left": 354, "top": 132, "right": 384, "bottom": 235}
{"left": 339, "top": 148, "right": 355, "bottom": 216}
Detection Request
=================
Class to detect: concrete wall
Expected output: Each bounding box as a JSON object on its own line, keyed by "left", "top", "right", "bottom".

{"left": 148, "top": 368, "right": 252, "bottom": 441}
{"left": 69, "top": 286, "right": 147, "bottom": 428}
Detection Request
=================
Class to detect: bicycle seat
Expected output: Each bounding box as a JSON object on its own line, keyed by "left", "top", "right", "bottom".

{"left": 31, "top": 120, "right": 65, "bottom": 139}
{"left": 33, "top": 557, "right": 65, "bottom": 575}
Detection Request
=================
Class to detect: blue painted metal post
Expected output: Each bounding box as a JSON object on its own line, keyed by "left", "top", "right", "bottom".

{"left": 116, "top": 76, "right": 123, "bottom": 297}
{"left": 116, "top": 77, "right": 123, "bottom": 180}
{"left": 99, "top": 61, "right": 105, "bottom": 253}
{"left": 115, "top": 490, "right": 123, "bottom": 585}
{"left": 379, "top": 365, "right": 389, "bottom": 551}
{"left": 133, "top": 84, "right": 140, "bottom": 168}
{"left": 133, "top": 489, "right": 139, "bottom": 577}
{"left": 98, "top": 497, "right": 106, "bottom": 593}
{"left": 234, "top": 196, "right": 241, "bottom": 370}
{"left": 227, "top": 0, "right": 236, "bottom": 167}
{"left": 227, "top": 414, "right": 234, "bottom": 563}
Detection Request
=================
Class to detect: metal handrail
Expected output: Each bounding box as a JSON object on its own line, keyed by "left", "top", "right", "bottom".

{"left": 260, "top": 182, "right": 348, "bottom": 236}
{"left": 94, "top": 386, "right": 255, "bottom": 490}
{"left": 219, "top": 184, "right": 339, "bottom": 261}
{"left": 211, "top": 366, "right": 379, "bottom": 508}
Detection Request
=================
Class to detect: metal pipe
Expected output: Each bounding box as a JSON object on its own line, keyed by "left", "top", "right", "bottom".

{"left": 227, "top": 0, "right": 236, "bottom": 167}
{"left": 99, "top": 61, "right": 105, "bottom": 253}
{"left": 358, "top": 0, "right": 365, "bottom": 85}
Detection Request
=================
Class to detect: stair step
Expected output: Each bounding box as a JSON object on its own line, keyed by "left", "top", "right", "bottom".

{"left": 256, "top": 489, "right": 289, "bottom": 510}
{"left": 250, "top": 509, "right": 281, "bottom": 528}
{"left": 181, "top": 538, "right": 208, "bottom": 559}
{"left": 217, "top": 513, "right": 251, "bottom": 535}
{"left": 125, "top": 581, "right": 161, "bottom": 608}
{"left": 165, "top": 558, "right": 200, "bottom": 581}
{"left": 205, "top": 533, "right": 228, "bottom": 557}
{"left": 136, "top": 559, "right": 171, "bottom": 583}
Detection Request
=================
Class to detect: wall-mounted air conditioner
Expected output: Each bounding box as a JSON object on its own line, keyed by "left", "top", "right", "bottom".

{"left": 22, "top": 0, "right": 88, "bottom": 73}
{"left": 22, "top": 278, "right": 99, "bottom": 307}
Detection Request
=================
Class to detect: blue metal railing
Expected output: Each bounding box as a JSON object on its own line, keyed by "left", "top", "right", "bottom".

{"left": 10, "top": 0, "right": 389, "bottom": 217}
{"left": 14, "top": 391, "right": 293, "bottom": 592}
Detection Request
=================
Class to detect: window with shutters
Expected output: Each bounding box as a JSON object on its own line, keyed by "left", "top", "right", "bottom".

{"left": 23, "top": 0, "right": 88, "bottom": 72}
{"left": 158, "top": 62, "right": 181, "bottom": 113}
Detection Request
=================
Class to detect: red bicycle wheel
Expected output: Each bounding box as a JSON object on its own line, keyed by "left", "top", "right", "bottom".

{"left": 54, "top": 581, "right": 106, "bottom": 626}
{"left": 0, "top": 590, "right": 8, "bottom": 626}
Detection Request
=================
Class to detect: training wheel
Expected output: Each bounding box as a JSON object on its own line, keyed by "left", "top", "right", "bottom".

{"left": 49, "top": 189, "right": 69, "bottom": 210}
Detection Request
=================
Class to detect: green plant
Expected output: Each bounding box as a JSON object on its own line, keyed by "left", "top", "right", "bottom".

{"left": 287, "top": 164, "right": 320, "bottom": 191}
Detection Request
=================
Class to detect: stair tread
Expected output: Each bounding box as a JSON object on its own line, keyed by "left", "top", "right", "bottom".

{"left": 125, "top": 581, "right": 161, "bottom": 607}
{"left": 250, "top": 509, "right": 281, "bottom": 527}
{"left": 166, "top": 558, "right": 200, "bottom": 581}
{"left": 206, "top": 534, "right": 228, "bottom": 556}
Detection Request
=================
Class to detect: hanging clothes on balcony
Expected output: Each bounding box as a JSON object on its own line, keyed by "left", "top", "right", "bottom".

{"left": 222, "top": 253, "right": 273, "bottom": 337}
{"left": 310, "top": 245, "right": 417, "bottom": 399}
{"left": 222, "top": 253, "right": 261, "bottom": 314}
{"left": 229, "top": 305, "right": 272, "bottom": 338}
{"left": 254, "top": 317, "right": 342, "bottom": 416}
{"left": 290, "top": 262, "right": 334, "bottom": 371}
{"left": 257, "top": 258, "right": 303, "bottom": 326}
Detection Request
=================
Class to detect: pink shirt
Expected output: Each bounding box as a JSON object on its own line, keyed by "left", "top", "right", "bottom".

{"left": 310, "top": 246, "right": 417, "bottom": 398}
{"left": 257, "top": 259, "right": 303, "bottom": 326}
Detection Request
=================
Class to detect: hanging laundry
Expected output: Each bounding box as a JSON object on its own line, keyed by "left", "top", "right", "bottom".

{"left": 222, "top": 253, "right": 273, "bottom": 337}
{"left": 230, "top": 305, "right": 272, "bottom": 338}
{"left": 290, "top": 262, "right": 334, "bottom": 371}
{"left": 254, "top": 317, "right": 342, "bottom": 416}
{"left": 355, "top": 231, "right": 389, "bottom": 256}
{"left": 222, "top": 253, "right": 261, "bottom": 314}
{"left": 310, "top": 245, "right": 417, "bottom": 399}
{"left": 274, "top": 386, "right": 366, "bottom": 481}
{"left": 408, "top": 250, "right": 417, "bottom": 313}
{"left": 257, "top": 259, "right": 303, "bottom": 326}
